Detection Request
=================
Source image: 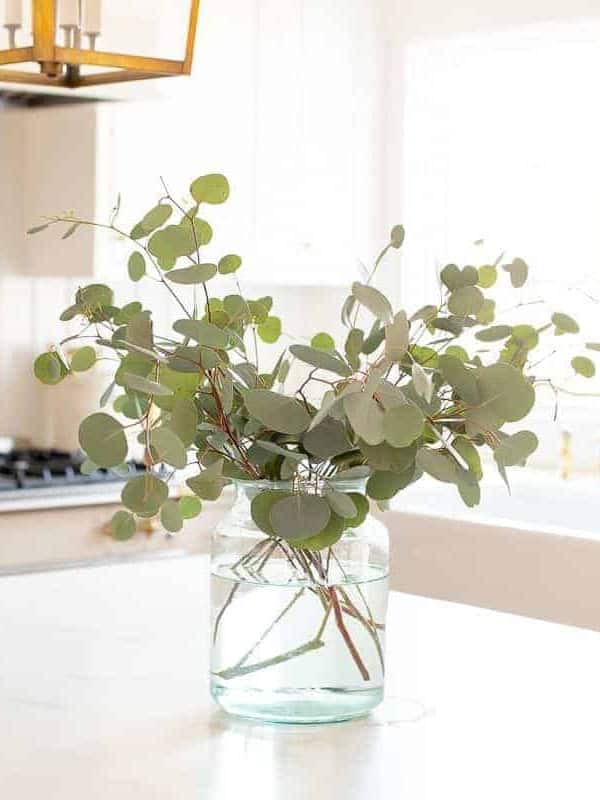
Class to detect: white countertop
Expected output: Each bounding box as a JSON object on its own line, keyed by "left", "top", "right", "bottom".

{"left": 1, "top": 555, "right": 599, "bottom": 799}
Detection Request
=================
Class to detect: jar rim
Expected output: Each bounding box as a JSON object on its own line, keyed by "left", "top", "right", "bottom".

{"left": 232, "top": 476, "right": 368, "bottom": 492}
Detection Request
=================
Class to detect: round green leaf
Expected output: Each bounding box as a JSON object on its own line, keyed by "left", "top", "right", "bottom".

{"left": 126, "top": 311, "right": 153, "bottom": 350}
{"left": 128, "top": 252, "right": 146, "bottom": 282}
{"left": 452, "top": 437, "right": 483, "bottom": 480}
{"left": 503, "top": 257, "right": 528, "bottom": 288}
{"left": 59, "top": 304, "right": 81, "bottom": 322}
{"left": 111, "top": 510, "right": 136, "bottom": 541}
{"left": 445, "top": 345, "right": 469, "bottom": 362}
{"left": 441, "top": 264, "right": 478, "bottom": 291}
{"left": 179, "top": 495, "right": 202, "bottom": 519}
{"left": 303, "top": 417, "right": 351, "bottom": 460}
{"left": 351, "top": 282, "right": 393, "bottom": 324}
{"left": 121, "top": 473, "right": 168, "bottom": 515}
{"left": 169, "top": 397, "right": 198, "bottom": 447}
{"left": 114, "top": 302, "right": 143, "bottom": 326}
{"left": 190, "top": 174, "right": 230, "bottom": 204}
{"left": 257, "top": 316, "right": 282, "bottom": 344}
{"left": 245, "top": 389, "right": 311, "bottom": 435}
{"left": 476, "top": 363, "right": 535, "bottom": 423}
{"left": 501, "top": 326, "right": 539, "bottom": 368}
{"left": 251, "top": 490, "right": 290, "bottom": 535}
{"left": 147, "top": 221, "right": 212, "bottom": 270}
{"left": 494, "top": 431, "right": 539, "bottom": 466}
{"left": 476, "top": 298, "right": 496, "bottom": 325}
{"left": 382, "top": 404, "right": 425, "bottom": 447}
{"left": 150, "top": 428, "right": 187, "bottom": 469}
{"left": 448, "top": 286, "right": 484, "bottom": 317}
{"left": 343, "top": 493, "right": 370, "bottom": 529}
{"left": 34, "top": 352, "right": 64, "bottom": 385}
{"left": 295, "top": 511, "right": 345, "bottom": 551}
{"left": 390, "top": 224, "right": 405, "bottom": 249}
{"left": 173, "top": 319, "right": 229, "bottom": 349}
{"left": 572, "top": 356, "right": 595, "bottom": 378}
{"left": 218, "top": 254, "right": 242, "bottom": 274}
{"left": 367, "top": 470, "right": 413, "bottom": 500}
{"left": 166, "top": 263, "right": 217, "bottom": 284}
{"left": 408, "top": 346, "right": 438, "bottom": 370}
{"left": 131, "top": 204, "right": 172, "bottom": 239}
{"left": 160, "top": 499, "right": 183, "bottom": 533}
{"left": 477, "top": 265, "right": 497, "bottom": 288}
{"left": 79, "top": 413, "right": 128, "bottom": 468}
{"left": 185, "top": 460, "right": 226, "bottom": 501}
{"left": 438, "top": 355, "right": 480, "bottom": 405}
{"left": 416, "top": 448, "right": 458, "bottom": 483}
{"left": 289, "top": 344, "right": 351, "bottom": 377}
{"left": 325, "top": 491, "right": 357, "bottom": 519}
{"left": 80, "top": 458, "right": 99, "bottom": 475}
{"left": 552, "top": 312, "right": 580, "bottom": 335}
{"left": 76, "top": 283, "right": 113, "bottom": 310}
{"left": 122, "top": 373, "right": 173, "bottom": 397}
{"left": 344, "top": 392, "right": 385, "bottom": 446}
{"left": 345, "top": 328, "right": 364, "bottom": 369}
{"left": 311, "top": 332, "right": 335, "bottom": 351}
{"left": 385, "top": 311, "right": 410, "bottom": 362}
{"left": 222, "top": 294, "right": 247, "bottom": 320}
{"left": 269, "top": 494, "right": 331, "bottom": 541}
{"left": 70, "top": 346, "right": 96, "bottom": 372}
{"left": 475, "top": 325, "right": 512, "bottom": 342}
{"left": 457, "top": 471, "right": 481, "bottom": 508}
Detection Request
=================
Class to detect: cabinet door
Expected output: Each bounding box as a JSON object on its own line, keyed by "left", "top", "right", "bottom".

{"left": 22, "top": 105, "right": 100, "bottom": 278}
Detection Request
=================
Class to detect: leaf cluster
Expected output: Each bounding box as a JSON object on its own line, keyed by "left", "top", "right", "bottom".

{"left": 31, "top": 176, "right": 594, "bottom": 546}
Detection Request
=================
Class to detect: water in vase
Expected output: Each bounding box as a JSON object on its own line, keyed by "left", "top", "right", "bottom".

{"left": 210, "top": 554, "right": 388, "bottom": 724}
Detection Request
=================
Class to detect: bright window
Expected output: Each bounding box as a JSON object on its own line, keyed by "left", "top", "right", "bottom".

{"left": 400, "top": 20, "right": 600, "bottom": 470}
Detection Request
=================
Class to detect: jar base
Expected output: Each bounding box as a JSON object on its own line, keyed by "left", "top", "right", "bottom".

{"left": 211, "top": 684, "right": 384, "bottom": 724}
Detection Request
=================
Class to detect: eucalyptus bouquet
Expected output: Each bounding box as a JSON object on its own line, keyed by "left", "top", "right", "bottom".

{"left": 32, "top": 173, "right": 593, "bottom": 545}
{"left": 32, "top": 173, "right": 597, "bottom": 722}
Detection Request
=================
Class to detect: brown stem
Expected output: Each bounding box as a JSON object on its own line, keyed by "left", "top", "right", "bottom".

{"left": 329, "top": 586, "right": 370, "bottom": 681}
{"left": 212, "top": 583, "right": 239, "bottom": 645}
{"left": 338, "top": 589, "right": 385, "bottom": 673}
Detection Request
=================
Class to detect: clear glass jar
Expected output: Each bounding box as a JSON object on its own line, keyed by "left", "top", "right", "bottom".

{"left": 210, "top": 479, "right": 389, "bottom": 724}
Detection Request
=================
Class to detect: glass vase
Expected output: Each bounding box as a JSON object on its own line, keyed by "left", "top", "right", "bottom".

{"left": 210, "top": 479, "right": 389, "bottom": 724}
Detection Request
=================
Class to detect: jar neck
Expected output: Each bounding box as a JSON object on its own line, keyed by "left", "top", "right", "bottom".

{"left": 232, "top": 477, "right": 368, "bottom": 504}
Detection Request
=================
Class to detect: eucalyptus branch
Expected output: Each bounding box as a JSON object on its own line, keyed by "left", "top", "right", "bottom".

{"left": 48, "top": 214, "right": 192, "bottom": 320}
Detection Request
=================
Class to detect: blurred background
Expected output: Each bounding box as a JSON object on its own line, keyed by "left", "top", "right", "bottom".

{"left": 2, "top": 0, "right": 600, "bottom": 569}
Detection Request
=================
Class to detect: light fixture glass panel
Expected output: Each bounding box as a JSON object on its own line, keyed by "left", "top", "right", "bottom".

{"left": 54, "top": 0, "right": 194, "bottom": 62}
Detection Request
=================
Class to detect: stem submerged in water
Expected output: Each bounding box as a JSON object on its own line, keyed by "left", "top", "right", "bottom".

{"left": 212, "top": 537, "right": 384, "bottom": 683}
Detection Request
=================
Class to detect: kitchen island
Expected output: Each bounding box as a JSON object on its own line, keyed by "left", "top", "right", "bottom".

{"left": 1, "top": 555, "right": 599, "bottom": 799}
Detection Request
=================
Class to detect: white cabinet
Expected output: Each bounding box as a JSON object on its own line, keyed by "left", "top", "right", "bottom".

{"left": 0, "top": 104, "right": 103, "bottom": 277}
{"left": 0, "top": 0, "right": 385, "bottom": 281}
{"left": 21, "top": 105, "right": 101, "bottom": 277}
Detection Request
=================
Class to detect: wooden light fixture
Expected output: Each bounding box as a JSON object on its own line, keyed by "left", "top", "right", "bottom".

{"left": 0, "top": 0, "right": 200, "bottom": 89}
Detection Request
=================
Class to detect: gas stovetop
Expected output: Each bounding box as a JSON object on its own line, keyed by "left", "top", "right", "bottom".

{"left": 0, "top": 449, "right": 146, "bottom": 512}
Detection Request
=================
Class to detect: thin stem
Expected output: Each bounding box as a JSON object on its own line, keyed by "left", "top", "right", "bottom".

{"left": 213, "top": 639, "right": 325, "bottom": 681}
{"left": 230, "top": 588, "right": 305, "bottom": 671}
{"left": 329, "top": 586, "right": 370, "bottom": 681}
{"left": 212, "top": 583, "right": 239, "bottom": 645}
{"left": 159, "top": 177, "right": 212, "bottom": 323}
{"left": 49, "top": 215, "right": 192, "bottom": 320}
